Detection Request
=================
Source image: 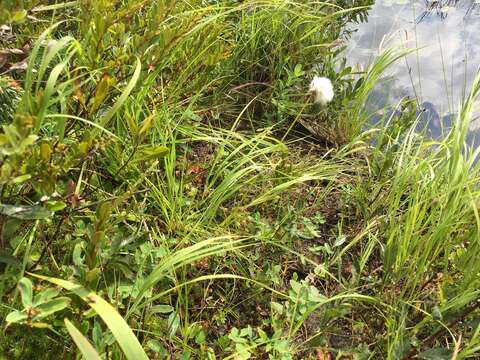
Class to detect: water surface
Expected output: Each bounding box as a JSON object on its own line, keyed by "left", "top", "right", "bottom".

{"left": 346, "top": 0, "right": 480, "bottom": 137}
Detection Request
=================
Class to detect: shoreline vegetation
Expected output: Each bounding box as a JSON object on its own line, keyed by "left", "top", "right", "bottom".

{"left": 1, "top": 1, "right": 480, "bottom": 359}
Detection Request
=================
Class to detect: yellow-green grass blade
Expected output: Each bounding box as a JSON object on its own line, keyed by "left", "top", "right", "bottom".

{"left": 64, "top": 318, "right": 102, "bottom": 360}
{"left": 30, "top": 274, "right": 148, "bottom": 360}
{"left": 96, "top": 58, "right": 142, "bottom": 131}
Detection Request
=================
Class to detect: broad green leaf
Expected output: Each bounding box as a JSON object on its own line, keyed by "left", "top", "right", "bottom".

{"left": 5, "top": 310, "right": 28, "bottom": 324}
{"left": 45, "top": 201, "right": 67, "bottom": 212}
{"left": 11, "top": 10, "right": 27, "bottom": 23}
{"left": 0, "top": 204, "right": 53, "bottom": 220}
{"left": 290, "top": 280, "right": 302, "bottom": 295}
{"left": 40, "top": 143, "right": 52, "bottom": 160}
{"left": 34, "top": 287, "right": 61, "bottom": 305}
{"left": 239, "top": 326, "right": 252, "bottom": 337}
{"left": 64, "top": 318, "right": 102, "bottom": 360}
{"left": 195, "top": 330, "right": 206, "bottom": 345}
{"left": 18, "top": 278, "right": 33, "bottom": 308}
{"left": 136, "top": 114, "right": 155, "bottom": 138}
{"left": 167, "top": 312, "right": 180, "bottom": 338}
{"left": 235, "top": 343, "right": 252, "bottom": 360}
{"left": 333, "top": 234, "right": 347, "bottom": 247}
{"left": 149, "top": 305, "right": 174, "bottom": 314}
{"left": 96, "top": 202, "right": 111, "bottom": 225}
{"left": 30, "top": 274, "right": 148, "bottom": 360}
{"left": 33, "top": 297, "right": 71, "bottom": 320}
{"left": 90, "top": 74, "right": 115, "bottom": 114}
{"left": 271, "top": 302, "right": 284, "bottom": 315}
{"left": 146, "top": 339, "right": 166, "bottom": 354}
{"left": 134, "top": 145, "right": 169, "bottom": 162}
{"left": 72, "top": 242, "right": 85, "bottom": 267}
{"left": 431, "top": 306, "right": 443, "bottom": 321}
{"left": 417, "top": 348, "right": 453, "bottom": 360}
{"left": 31, "top": 322, "right": 50, "bottom": 328}
{"left": 0, "top": 251, "right": 21, "bottom": 269}
{"left": 11, "top": 174, "right": 31, "bottom": 184}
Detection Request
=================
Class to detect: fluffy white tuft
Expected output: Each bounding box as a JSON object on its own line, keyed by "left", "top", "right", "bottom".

{"left": 309, "top": 76, "right": 334, "bottom": 105}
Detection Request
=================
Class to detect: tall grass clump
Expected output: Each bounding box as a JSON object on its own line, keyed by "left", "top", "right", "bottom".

{"left": 338, "top": 74, "right": 480, "bottom": 358}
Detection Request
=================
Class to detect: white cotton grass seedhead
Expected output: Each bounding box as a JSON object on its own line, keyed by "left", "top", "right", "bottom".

{"left": 309, "top": 76, "right": 334, "bottom": 105}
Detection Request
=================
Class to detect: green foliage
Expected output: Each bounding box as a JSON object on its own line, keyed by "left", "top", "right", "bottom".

{"left": 1, "top": 0, "right": 480, "bottom": 359}
{"left": 33, "top": 274, "right": 149, "bottom": 360}
{"left": 0, "top": 77, "right": 21, "bottom": 123}
{"left": 6, "top": 277, "right": 70, "bottom": 327}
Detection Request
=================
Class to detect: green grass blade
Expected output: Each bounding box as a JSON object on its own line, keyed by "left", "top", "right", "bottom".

{"left": 45, "top": 114, "right": 119, "bottom": 139}
{"left": 64, "top": 318, "right": 102, "bottom": 360}
{"left": 30, "top": 274, "right": 149, "bottom": 360}
{"left": 32, "top": 1, "right": 79, "bottom": 12}
{"left": 96, "top": 58, "right": 142, "bottom": 131}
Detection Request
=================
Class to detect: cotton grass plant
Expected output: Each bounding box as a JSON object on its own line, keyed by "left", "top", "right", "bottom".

{"left": 2, "top": 0, "right": 480, "bottom": 359}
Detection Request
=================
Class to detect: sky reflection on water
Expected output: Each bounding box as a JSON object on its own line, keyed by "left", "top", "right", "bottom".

{"left": 346, "top": 0, "right": 480, "bottom": 138}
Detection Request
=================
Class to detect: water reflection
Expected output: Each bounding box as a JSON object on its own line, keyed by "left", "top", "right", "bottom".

{"left": 346, "top": 0, "right": 480, "bottom": 139}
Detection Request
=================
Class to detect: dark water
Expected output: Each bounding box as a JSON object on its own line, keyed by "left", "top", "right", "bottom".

{"left": 346, "top": 0, "right": 480, "bottom": 138}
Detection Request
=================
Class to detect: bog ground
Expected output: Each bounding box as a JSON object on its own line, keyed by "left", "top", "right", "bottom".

{"left": 1, "top": 1, "right": 480, "bottom": 359}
